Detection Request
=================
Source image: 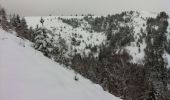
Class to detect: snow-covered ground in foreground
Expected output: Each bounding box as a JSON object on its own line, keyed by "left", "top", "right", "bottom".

{"left": 0, "top": 29, "right": 121, "bottom": 100}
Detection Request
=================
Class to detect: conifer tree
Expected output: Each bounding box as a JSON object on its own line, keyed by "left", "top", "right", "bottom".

{"left": 40, "top": 17, "right": 44, "bottom": 26}
{"left": 20, "top": 17, "right": 30, "bottom": 39}
{"left": 0, "top": 8, "right": 9, "bottom": 30}
{"left": 34, "top": 27, "right": 53, "bottom": 57}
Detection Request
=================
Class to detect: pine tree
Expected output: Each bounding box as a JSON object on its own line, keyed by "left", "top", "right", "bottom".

{"left": 10, "top": 14, "right": 18, "bottom": 28}
{"left": 20, "top": 17, "right": 30, "bottom": 39}
{"left": 40, "top": 17, "right": 44, "bottom": 26}
{"left": 28, "top": 27, "right": 34, "bottom": 42}
{"left": 0, "top": 8, "right": 9, "bottom": 30}
{"left": 34, "top": 27, "right": 53, "bottom": 57}
{"left": 11, "top": 14, "right": 21, "bottom": 35}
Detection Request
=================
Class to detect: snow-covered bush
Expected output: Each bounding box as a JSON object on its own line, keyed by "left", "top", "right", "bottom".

{"left": 34, "top": 27, "right": 53, "bottom": 57}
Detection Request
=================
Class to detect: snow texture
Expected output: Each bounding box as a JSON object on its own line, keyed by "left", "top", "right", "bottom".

{"left": 0, "top": 29, "right": 121, "bottom": 100}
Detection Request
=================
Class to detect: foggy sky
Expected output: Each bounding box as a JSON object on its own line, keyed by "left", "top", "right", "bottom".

{"left": 0, "top": 0, "right": 170, "bottom": 16}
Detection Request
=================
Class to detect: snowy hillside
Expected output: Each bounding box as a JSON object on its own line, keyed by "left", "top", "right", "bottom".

{"left": 25, "top": 11, "right": 170, "bottom": 67}
{"left": 24, "top": 12, "right": 170, "bottom": 99}
{"left": 25, "top": 16, "right": 106, "bottom": 57}
{"left": 25, "top": 12, "right": 154, "bottom": 64}
{"left": 0, "top": 29, "right": 121, "bottom": 100}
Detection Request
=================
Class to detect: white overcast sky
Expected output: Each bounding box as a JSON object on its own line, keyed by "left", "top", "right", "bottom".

{"left": 0, "top": 0, "right": 170, "bottom": 16}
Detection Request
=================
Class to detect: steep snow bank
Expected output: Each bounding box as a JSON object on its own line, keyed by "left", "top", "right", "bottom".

{"left": 0, "top": 29, "right": 121, "bottom": 100}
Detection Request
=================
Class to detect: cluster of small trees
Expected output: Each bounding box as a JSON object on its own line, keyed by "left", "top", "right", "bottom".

{"left": 0, "top": 7, "right": 32, "bottom": 40}
{"left": 84, "top": 15, "right": 104, "bottom": 32}
{"left": 71, "top": 47, "right": 148, "bottom": 99}
{"left": 84, "top": 11, "right": 134, "bottom": 33}
{"left": 60, "top": 18, "right": 81, "bottom": 28}
{"left": 83, "top": 11, "right": 136, "bottom": 49}
{"left": 144, "top": 12, "right": 170, "bottom": 100}
{"left": 10, "top": 14, "right": 31, "bottom": 40}
{"left": 32, "top": 26, "right": 69, "bottom": 64}
{"left": 0, "top": 8, "right": 10, "bottom": 31}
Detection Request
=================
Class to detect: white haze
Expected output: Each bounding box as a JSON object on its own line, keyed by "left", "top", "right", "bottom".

{"left": 0, "top": 0, "right": 170, "bottom": 16}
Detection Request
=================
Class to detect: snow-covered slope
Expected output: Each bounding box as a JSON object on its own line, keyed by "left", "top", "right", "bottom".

{"left": 25, "top": 12, "right": 170, "bottom": 67}
{"left": 0, "top": 29, "right": 121, "bottom": 100}
{"left": 25, "top": 16, "right": 106, "bottom": 57}
{"left": 25, "top": 12, "right": 154, "bottom": 64}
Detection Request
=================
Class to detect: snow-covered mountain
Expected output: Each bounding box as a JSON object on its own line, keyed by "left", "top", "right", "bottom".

{"left": 25, "top": 11, "right": 170, "bottom": 67}
{"left": 26, "top": 15, "right": 135, "bottom": 63}
{"left": 1, "top": 9, "right": 170, "bottom": 100}
{"left": 22, "top": 11, "right": 170, "bottom": 99}
{"left": 0, "top": 29, "right": 121, "bottom": 100}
